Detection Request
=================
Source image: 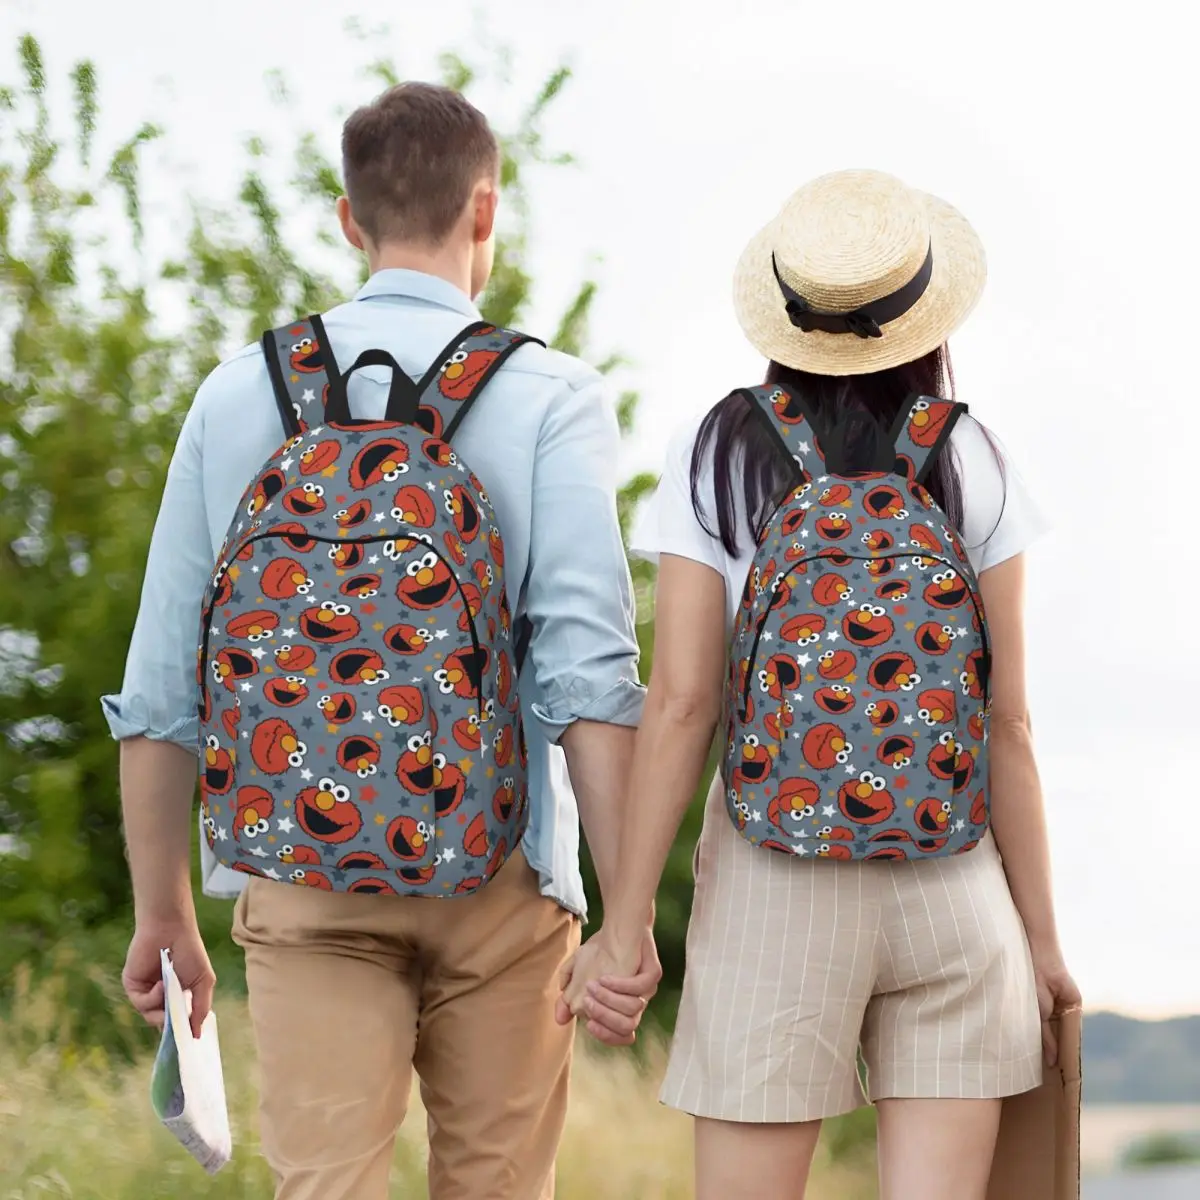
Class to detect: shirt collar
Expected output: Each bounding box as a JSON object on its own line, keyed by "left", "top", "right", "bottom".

{"left": 353, "top": 268, "right": 482, "bottom": 320}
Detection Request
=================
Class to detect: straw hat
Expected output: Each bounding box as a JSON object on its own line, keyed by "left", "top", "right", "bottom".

{"left": 732, "top": 169, "right": 986, "bottom": 376}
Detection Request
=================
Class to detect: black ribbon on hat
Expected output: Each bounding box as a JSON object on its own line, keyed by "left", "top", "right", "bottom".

{"left": 771, "top": 243, "right": 934, "bottom": 339}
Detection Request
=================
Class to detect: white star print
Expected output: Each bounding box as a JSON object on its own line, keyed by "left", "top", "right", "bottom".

{"left": 798, "top": 442, "right": 811, "bottom": 454}
{"left": 411, "top": 676, "right": 423, "bottom": 684}
{"left": 955, "top": 819, "right": 966, "bottom": 832}
{"left": 926, "top": 519, "right": 935, "bottom": 528}
{"left": 239, "top": 682, "right": 253, "bottom": 692}
{"left": 903, "top": 714, "right": 914, "bottom": 725}
{"left": 844, "top": 765, "right": 857, "bottom": 775}
{"left": 427, "top": 482, "right": 438, "bottom": 491}
{"left": 368, "top": 555, "right": 380, "bottom": 565}
{"left": 751, "top": 810, "right": 761, "bottom": 823}
{"left": 249, "top": 845, "right": 268, "bottom": 859}
{"left": 276, "top": 816, "right": 294, "bottom": 834}
{"left": 374, "top": 512, "right": 388, "bottom": 523}
{"left": 825, "top": 631, "right": 840, "bottom": 642}
{"left": 241, "top": 730, "right": 249, "bottom": 739}
{"left": 362, "top": 710, "right": 375, "bottom": 724}
{"left": 955, "top": 627, "right": 968, "bottom": 637}
{"left": 210, "top": 627, "right": 221, "bottom": 637}
{"left": 264, "top": 867, "right": 282, "bottom": 880}
{"left": 250, "top": 648, "right": 266, "bottom": 659}
{"left": 796, "top": 654, "right": 812, "bottom": 667}
{"left": 761, "top": 631, "right": 773, "bottom": 643}
{"left": 215, "top": 827, "right": 227, "bottom": 841}
{"left": 250, "top": 564, "right": 260, "bottom": 573}
{"left": 792, "top": 692, "right": 805, "bottom": 703}
{"left": 899, "top": 562, "right": 910, "bottom": 572}
{"left": 305, "top": 594, "right": 318, "bottom": 605}
{"left": 817, "top": 475, "right": 827, "bottom": 483}
{"left": 302, "top": 389, "right": 315, "bottom": 403}
{"left": 822, "top": 805, "right": 836, "bottom": 817}
{"left": 791, "top": 731, "right": 801, "bottom": 739}
{"left": 310, "top": 426, "right": 323, "bottom": 436}
{"left": 434, "top": 629, "right": 449, "bottom": 640}
{"left": 800, "top": 529, "right": 810, "bottom": 538}
{"left": 280, "top": 457, "right": 293, "bottom": 471}
{"left": 941, "top": 679, "right": 952, "bottom": 687}
{"left": 799, "top": 501, "right": 811, "bottom": 510}
{"left": 441, "top": 847, "right": 456, "bottom": 863}
{"left": 281, "top": 628, "right": 296, "bottom": 638}
{"left": 793, "top": 843, "right": 809, "bottom": 856}
{"left": 299, "top": 768, "right": 314, "bottom": 781}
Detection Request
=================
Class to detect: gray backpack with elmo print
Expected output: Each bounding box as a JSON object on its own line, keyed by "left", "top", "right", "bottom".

{"left": 723, "top": 384, "right": 991, "bottom": 862}
{"left": 197, "top": 314, "right": 542, "bottom": 897}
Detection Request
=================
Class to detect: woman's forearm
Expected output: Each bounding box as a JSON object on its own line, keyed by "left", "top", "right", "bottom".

{"left": 605, "top": 691, "right": 719, "bottom": 947}
{"left": 987, "top": 716, "right": 1060, "bottom": 951}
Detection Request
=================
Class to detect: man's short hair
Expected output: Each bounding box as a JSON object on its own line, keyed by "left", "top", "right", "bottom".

{"left": 341, "top": 82, "right": 499, "bottom": 246}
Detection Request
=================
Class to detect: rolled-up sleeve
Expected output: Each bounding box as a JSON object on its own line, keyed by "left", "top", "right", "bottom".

{"left": 524, "top": 374, "right": 646, "bottom": 741}
{"left": 100, "top": 389, "right": 216, "bottom": 753}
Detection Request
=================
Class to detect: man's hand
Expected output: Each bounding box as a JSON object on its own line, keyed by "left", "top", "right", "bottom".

{"left": 123, "top": 920, "right": 215, "bottom": 1040}
{"left": 555, "top": 925, "right": 661, "bottom": 1047}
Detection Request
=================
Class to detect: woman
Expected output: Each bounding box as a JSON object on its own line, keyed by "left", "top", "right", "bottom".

{"left": 562, "top": 169, "right": 1080, "bottom": 1200}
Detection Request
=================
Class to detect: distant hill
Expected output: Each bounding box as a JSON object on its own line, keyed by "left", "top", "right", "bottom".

{"left": 1085, "top": 1013, "right": 1200, "bottom": 1104}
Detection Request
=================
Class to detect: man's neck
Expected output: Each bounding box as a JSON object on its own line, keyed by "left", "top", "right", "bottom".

{"left": 367, "top": 242, "right": 474, "bottom": 300}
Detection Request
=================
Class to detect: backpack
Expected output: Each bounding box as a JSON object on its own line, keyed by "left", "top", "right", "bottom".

{"left": 722, "top": 384, "right": 991, "bottom": 861}
{"left": 197, "top": 314, "right": 542, "bottom": 896}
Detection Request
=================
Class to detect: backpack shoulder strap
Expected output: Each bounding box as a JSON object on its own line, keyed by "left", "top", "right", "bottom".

{"left": 413, "top": 322, "right": 545, "bottom": 443}
{"left": 737, "top": 382, "right": 826, "bottom": 484}
{"left": 261, "top": 314, "right": 343, "bottom": 439}
{"left": 888, "top": 394, "right": 969, "bottom": 484}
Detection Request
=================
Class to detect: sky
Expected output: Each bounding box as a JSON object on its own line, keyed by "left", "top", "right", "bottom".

{"left": 2, "top": 0, "right": 1197, "bottom": 1018}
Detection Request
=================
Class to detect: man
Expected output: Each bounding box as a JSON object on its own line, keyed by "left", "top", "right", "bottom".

{"left": 105, "top": 82, "right": 659, "bottom": 1200}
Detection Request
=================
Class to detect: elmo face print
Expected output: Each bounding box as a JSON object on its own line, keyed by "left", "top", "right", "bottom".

{"left": 916, "top": 621, "right": 957, "bottom": 656}
{"left": 473, "top": 559, "right": 494, "bottom": 597}
{"left": 336, "top": 849, "right": 387, "bottom": 872}
{"left": 818, "top": 483, "right": 852, "bottom": 507}
{"left": 876, "top": 579, "right": 909, "bottom": 601}
{"left": 434, "top": 646, "right": 489, "bottom": 699}
{"left": 289, "top": 335, "right": 323, "bottom": 373}
{"left": 211, "top": 647, "right": 258, "bottom": 692}
{"left": 463, "top": 811, "right": 491, "bottom": 858}
{"left": 227, "top": 610, "right": 278, "bottom": 642}
{"left": 296, "top": 777, "right": 362, "bottom": 844}
{"left": 867, "top": 651, "right": 921, "bottom": 692}
{"left": 767, "top": 776, "right": 820, "bottom": 831}
{"left": 959, "top": 650, "right": 986, "bottom": 700}
{"left": 444, "top": 485, "right": 482, "bottom": 543}
{"left": 247, "top": 469, "right": 285, "bottom": 518}
{"left": 493, "top": 724, "right": 515, "bottom": 769}
{"left": 233, "top": 786, "right": 274, "bottom": 841}
{"left": 865, "top": 557, "right": 896, "bottom": 579}
{"left": 917, "top": 688, "right": 956, "bottom": 727}
{"left": 970, "top": 789, "right": 988, "bottom": 825}
{"left": 438, "top": 348, "right": 499, "bottom": 400}
{"left": 202, "top": 734, "right": 233, "bottom": 795}
{"left": 914, "top": 796, "right": 953, "bottom": 842}
{"left": 274, "top": 643, "right": 315, "bottom": 672}
{"left": 414, "top": 404, "right": 444, "bottom": 439}
{"left": 771, "top": 386, "right": 805, "bottom": 424}
{"left": 299, "top": 600, "right": 360, "bottom": 644}
{"left": 327, "top": 542, "right": 365, "bottom": 572}
{"left": 802, "top": 722, "right": 853, "bottom": 769}
{"left": 432, "top": 760, "right": 467, "bottom": 817}
{"left": 865, "top": 699, "right": 900, "bottom": 728}
{"left": 336, "top": 734, "right": 381, "bottom": 779}
{"left": 340, "top": 572, "right": 381, "bottom": 599}
{"left": 282, "top": 482, "right": 325, "bottom": 517}
{"left": 817, "top": 648, "right": 857, "bottom": 680}
{"left": 376, "top": 685, "right": 424, "bottom": 728}
{"left": 346, "top": 877, "right": 396, "bottom": 895}
{"left": 814, "top": 684, "right": 855, "bottom": 715}
{"left": 349, "top": 438, "right": 409, "bottom": 488}
{"left": 838, "top": 771, "right": 895, "bottom": 825}
{"left": 396, "top": 731, "right": 437, "bottom": 794}
{"left": 391, "top": 484, "right": 437, "bottom": 528}
{"left": 815, "top": 826, "right": 856, "bottom": 859}
{"left": 250, "top": 717, "right": 307, "bottom": 774}
{"left": 907, "top": 398, "right": 954, "bottom": 447}
{"left": 909, "top": 523, "right": 943, "bottom": 554}
{"left": 396, "top": 550, "right": 456, "bottom": 611}
{"left": 299, "top": 438, "right": 339, "bottom": 475}
{"left": 924, "top": 568, "right": 969, "bottom": 609}
{"left": 422, "top": 438, "right": 457, "bottom": 469}
{"left": 780, "top": 507, "right": 808, "bottom": 537}
{"left": 276, "top": 843, "right": 321, "bottom": 868}
{"left": 454, "top": 713, "right": 482, "bottom": 751}
{"left": 813, "top": 572, "right": 853, "bottom": 606}
{"left": 968, "top": 709, "right": 986, "bottom": 741}
{"left": 927, "top": 731, "right": 974, "bottom": 792}
{"left": 493, "top": 778, "right": 517, "bottom": 823}
{"left": 862, "top": 528, "right": 895, "bottom": 552}
{"left": 780, "top": 612, "right": 826, "bottom": 646}
{"left": 865, "top": 828, "right": 915, "bottom": 860}
{"left": 383, "top": 624, "right": 432, "bottom": 657}
{"left": 333, "top": 499, "right": 372, "bottom": 530}
{"left": 220, "top": 704, "right": 240, "bottom": 743}
{"left": 488, "top": 526, "right": 505, "bottom": 567}
{"left": 815, "top": 511, "right": 851, "bottom": 540}
{"left": 329, "top": 648, "right": 389, "bottom": 686}
{"left": 841, "top": 603, "right": 895, "bottom": 648}
{"left": 764, "top": 702, "right": 795, "bottom": 740}
{"left": 863, "top": 485, "right": 908, "bottom": 521}
{"left": 317, "top": 691, "right": 356, "bottom": 725}
{"left": 731, "top": 734, "right": 772, "bottom": 787}
{"left": 496, "top": 649, "right": 514, "bottom": 708}
{"left": 211, "top": 572, "right": 234, "bottom": 608}
{"left": 262, "top": 556, "right": 313, "bottom": 600}
{"left": 458, "top": 583, "right": 484, "bottom": 635}
{"left": 264, "top": 675, "right": 309, "bottom": 708}
{"left": 877, "top": 734, "right": 915, "bottom": 769}
{"left": 757, "top": 653, "right": 802, "bottom": 701}
{"left": 269, "top": 522, "right": 317, "bottom": 553}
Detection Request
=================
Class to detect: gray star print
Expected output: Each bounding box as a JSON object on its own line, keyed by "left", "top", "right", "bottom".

{"left": 247, "top": 704, "right": 263, "bottom": 718}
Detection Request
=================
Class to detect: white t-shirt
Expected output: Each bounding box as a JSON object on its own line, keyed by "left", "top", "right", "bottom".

{"left": 630, "top": 408, "right": 1048, "bottom": 623}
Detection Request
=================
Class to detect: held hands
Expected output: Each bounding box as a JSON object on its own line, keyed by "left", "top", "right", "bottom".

{"left": 555, "top": 926, "right": 661, "bottom": 1047}
{"left": 1030, "top": 942, "right": 1082, "bottom": 1067}
{"left": 122, "top": 919, "right": 215, "bottom": 1040}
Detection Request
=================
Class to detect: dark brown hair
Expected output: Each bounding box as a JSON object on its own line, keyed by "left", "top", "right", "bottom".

{"left": 341, "top": 82, "right": 499, "bottom": 246}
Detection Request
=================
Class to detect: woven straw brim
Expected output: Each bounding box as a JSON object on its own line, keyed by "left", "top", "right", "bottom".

{"left": 732, "top": 192, "right": 986, "bottom": 376}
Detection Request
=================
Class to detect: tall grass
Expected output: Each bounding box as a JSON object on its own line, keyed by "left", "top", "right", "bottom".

{"left": 0, "top": 962, "right": 877, "bottom": 1198}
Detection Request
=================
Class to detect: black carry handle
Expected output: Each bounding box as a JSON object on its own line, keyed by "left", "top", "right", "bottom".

{"left": 324, "top": 348, "right": 421, "bottom": 426}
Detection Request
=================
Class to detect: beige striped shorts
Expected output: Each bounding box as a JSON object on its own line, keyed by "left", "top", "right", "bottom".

{"left": 660, "top": 775, "right": 1043, "bottom": 1123}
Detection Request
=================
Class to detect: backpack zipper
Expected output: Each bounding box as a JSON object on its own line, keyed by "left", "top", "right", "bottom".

{"left": 739, "top": 551, "right": 989, "bottom": 720}
{"left": 199, "top": 528, "right": 486, "bottom": 712}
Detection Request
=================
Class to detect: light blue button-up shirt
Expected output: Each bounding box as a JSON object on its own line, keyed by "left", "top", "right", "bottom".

{"left": 101, "top": 269, "right": 645, "bottom": 918}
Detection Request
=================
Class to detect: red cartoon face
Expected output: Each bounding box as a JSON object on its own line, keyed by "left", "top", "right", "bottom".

{"left": 340, "top": 572, "right": 381, "bottom": 599}
{"left": 968, "top": 710, "right": 986, "bottom": 742}
{"left": 227, "top": 610, "right": 279, "bottom": 642}
{"left": 764, "top": 701, "right": 795, "bottom": 740}
{"left": 458, "top": 583, "right": 484, "bottom": 636}
{"left": 767, "top": 776, "right": 820, "bottom": 831}
{"left": 282, "top": 481, "right": 325, "bottom": 517}
{"left": 396, "top": 550, "right": 456, "bottom": 610}
{"left": 867, "top": 651, "right": 921, "bottom": 692}
{"left": 422, "top": 438, "right": 458, "bottom": 469}
{"left": 770, "top": 385, "right": 805, "bottom": 424}
{"left": 876, "top": 579, "right": 909, "bottom": 602}
{"left": 299, "top": 600, "right": 360, "bottom": 644}
{"left": 336, "top": 734, "right": 381, "bottom": 779}
{"left": 915, "top": 621, "right": 957, "bottom": 656}
{"left": 383, "top": 623, "right": 432, "bottom": 657}
{"left": 493, "top": 778, "right": 517, "bottom": 823}
{"left": 917, "top": 688, "right": 956, "bottom": 727}
{"left": 970, "top": 789, "right": 988, "bottom": 825}
{"left": 927, "top": 731, "right": 974, "bottom": 792}
{"left": 780, "top": 612, "right": 826, "bottom": 646}
{"left": 924, "top": 568, "right": 970, "bottom": 609}
{"left": 390, "top": 484, "right": 437, "bottom": 528}
{"left": 863, "top": 485, "right": 907, "bottom": 521}
{"left": 802, "top": 722, "right": 854, "bottom": 770}
{"left": 299, "top": 438, "right": 340, "bottom": 475}
{"left": 815, "top": 512, "right": 851, "bottom": 540}
{"left": 296, "top": 777, "right": 363, "bottom": 844}
{"left": 473, "top": 559, "right": 495, "bottom": 596}
{"left": 909, "top": 523, "right": 943, "bottom": 554}
{"left": 274, "top": 643, "right": 315, "bottom": 672}
{"left": 914, "top": 796, "right": 953, "bottom": 841}
{"left": 262, "top": 557, "right": 313, "bottom": 600}
{"left": 865, "top": 557, "right": 896, "bottom": 579}
{"left": 454, "top": 713, "right": 482, "bottom": 751}
{"left": 434, "top": 647, "right": 489, "bottom": 699}
{"left": 877, "top": 734, "right": 915, "bottom": 769}
{"left": 463, "top": 811, "right": 492, "bottom": 858}
{"left": 376, "top": 685, "right": 424, "bottom": 729}
{"left": 817, "top": 483, "right": 852, "bottom": 507}
{"left": 432, "top": 760, "right": 467, "bottom": 817}
{"left": 333, "top": 499, "right": 372, "bottom": 530}
{"left": 211, "top": 572, "right": 234, "bottom": 608}
{"left": 247, "top": 469, "right": 285, "bottom": 517}
{"left": 202, "top": 734, "right": 234, "bottom": 795}
{"left": 838, "top": 771, "right": 895, "bottom": 824}
{"left": 211, "top": 647, "right": 258, "bottom": 691}
{"left": 813, "top": 572, "right": 854, "bottom": 606}
{"left": 780, "top": 510, "right": 809, "bottom": 541}
{"left": 731, "top": 734, "right": 772, "bottom": 787}
{"left": 264, "top": 674, "right": 309, "bottom": 708}
{"left": 757, "top": 653, "right": 802, "bottom": 701}
{"left": 865, "top": 699, "right": 900, "bottom": 728}
{"left": 349, "top": 438, "right": 409, "bottom": 488}
{"left": 336, "top": 849, "right": 387, "bottom": 872}
{"left": 784, "top": 540, "right": 809, "bottom": 564}
{"left": 815, "top": 825, "right": 856, "bottom": 859}
{"left": 346, "top": 877, "right": 395, "bottom": 895}
{"left": 276, "top": 842, "right": 321, "bottom": 866}
{"left": 814, "top": 684, "right": 855, "bottom": 715}
{"left": 327, "top": 542, "right": 366, "bottom": 572}
{"left": 907, "top": 398, "right": 954, "bottom": 447}
{"left": 496, "top": 649, "right": 514, "bottom": 708}
{"left": 817, "top": 648, "right": 857, "bottom": 680}
{"left": 268, "top": 522, "right": 317, "bottom": 553}
{"left": 841, "top": 603, "right": 895, "bottom": 648}
{"left": 439, "top": 348, "right": 500, "bottom": 399}
{"left": 861, "top": 528, "right": 896, "bottom": 552}
{"left": 220, "top": 704, "right": 240, "bottom": 743}
{"left": 317, "top": 691, "right": 356, "bottom": 724}
{"left": 289, "top": 335, "right": 323, "bottom": 373}
{"left": 233, "top": 786, "right": 274, "bottom": 841}
{"left": 493, "top": 724, "right": 514, "bottom": 769}
{"left": 488, "top": 527, "right": 505, "bottom": 566}
{"left": 443, "top": 485, "right": 482, "bottom": 543}
{"left": 396, "top": 863, "right": 436, "bottom": 886}
{"left": 865, "top": 829, "right": 915, "bottom": 859}
{"left": 959, "top": 650, "right": 986, "bottom": 700}
{"left": 396, "top": 732, "right": 438, "bottom": 794}
{"left": 329, "top": 647, "right": 389, "bottom": 686}
{"left": 250, "top": 717, "right": 307, "bottom": 774}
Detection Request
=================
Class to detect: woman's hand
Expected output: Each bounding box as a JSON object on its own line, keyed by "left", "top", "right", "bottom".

{"left": 1030, "top": 942, "right": 1081, "bottom": 1066}
{"left": 556, "top": 926, "right": 659, "bottom": 1046}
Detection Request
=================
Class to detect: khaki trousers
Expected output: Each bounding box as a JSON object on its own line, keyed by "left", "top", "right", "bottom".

{"left": 231, "top": 849, "right": 581, "bottom": 1200}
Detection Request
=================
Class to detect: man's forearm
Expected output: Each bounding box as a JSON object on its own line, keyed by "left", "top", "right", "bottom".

{"left": 120, "top": 737, "right": 199, "bottom": 926}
